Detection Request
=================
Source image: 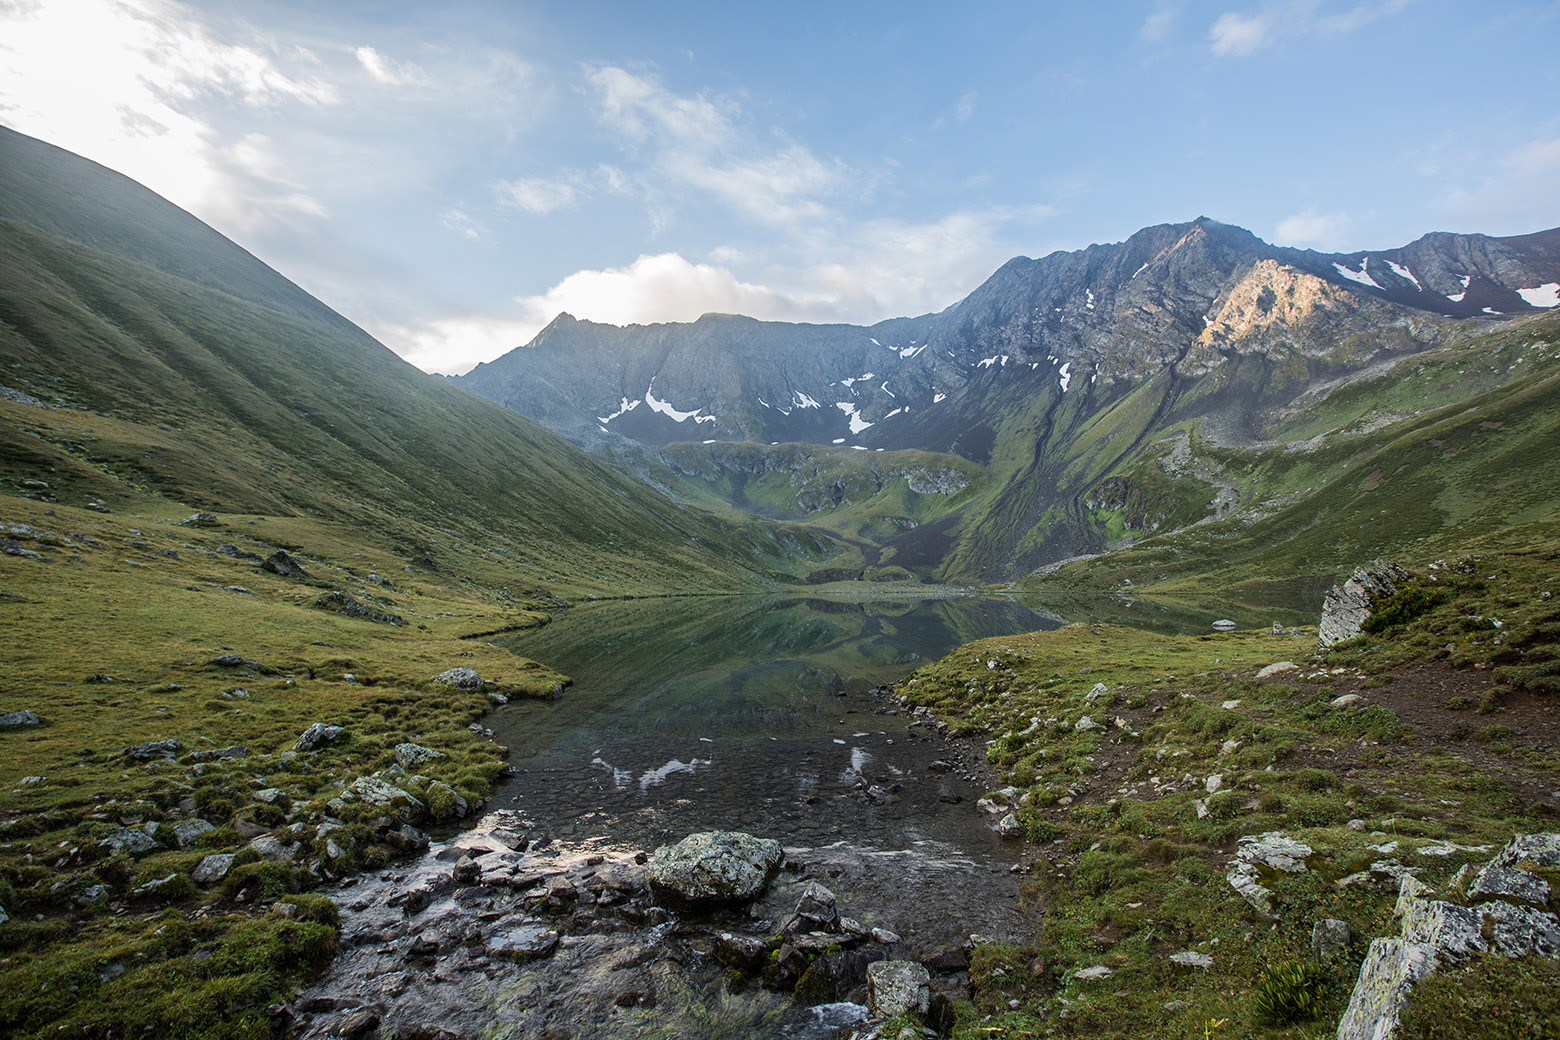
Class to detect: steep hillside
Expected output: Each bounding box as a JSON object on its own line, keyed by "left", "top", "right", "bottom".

{"left": 0, "top": 126, "right": 826, "bottom": 597}
{"left": 457, "top": 218, "right": 1560, "bottom": 588}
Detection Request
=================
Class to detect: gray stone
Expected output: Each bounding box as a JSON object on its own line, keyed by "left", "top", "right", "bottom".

{"left": 1255, "top": 661, "right": 1299, "bottom": 679}
{"left": 0, "top": 709, "right": 41, "bottom": 728}
{"left": 1227, "top": 832, "right": 1312, "bottom": 917}
{"left": 1170, "top": 951, "right": 1213, "bottom": 969}
{"left": 173, "top": 819, "right": 216, "bottom": 848}
{"left": 647, "top": 831, "right": 784, "bottom": 908}
{"left": 1469, "top": 863, "right": 1551, "bottom": 906}
{"left": 261, "top": 550, "right": 309, "bottom": 578}
{"left": 1337, "top": 838, "right": 1560, "bottom": 1040}
{"left": 188, "top": 745, "right": 247, "bottom": 762}
{"left": 1073, "top": 715, "right": 1099, "bottom": 732}
{"left": 867, "top": 960, "right": 931, "bottom": 1018}
{"left": 394, "top": 742, "right": 449, "bottom": 770}
{"left": 1313, "top": 918, "right": 1353, "bottom": 963}
{"left": 1074, "top": 965, "right": 1114, "bottom": 980}
{"left": 248, "top": 834, "right": 299, "bottom": 862}
{"left": 100, "top": 827, "right": 158, "bottom": 855}
{"left": 122, "top": 739, "right": 181, "bottom": 761}
{"left": 340, "top": 776, "right": 425, "bottom": 821}
{"left": 182, "top": 512, "right": 221, "bottom": 527}
{"left": 1331, "top": 694, "right": 1365, "bottom": 709}
{"left": 996, "top": 812, "right": 1024, "bottom": 839}
{"left": 432, "top": 667, "right": 483, "bottom": 689}
{"left": 294, "top": 722, "right": 345, "bottom": 752}
{"left": 1318, "top": 560, "right": 1409, "bottom": 648}
{"left": 790, "top": 881, "right": 841, "bottom": 932}
{"left": 1491, "top": 832, "right": 1560, "bottom": 869}
{"left": 192, "top": 853, "right": 235, "bottom": 885}
{"left": 254, "top": 788, "right": 284, "bottom": 804}
{"left": 1084, "top": 682, "right": 1110, "bottom": 702}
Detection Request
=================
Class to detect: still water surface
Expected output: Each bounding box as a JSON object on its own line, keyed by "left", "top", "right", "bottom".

{"left": 490, "top": 594, "right": 1063, "bottom": 855}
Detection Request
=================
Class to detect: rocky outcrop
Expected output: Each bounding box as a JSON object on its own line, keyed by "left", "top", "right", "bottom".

{"left": 1336, "top": 833, "right": 1560, "bottom": 1040}
{"left": 432, "top": 667, "right": 482, "bottom": 690}
{"left": 1318, "top": 560, "right": 1409, "bottom": 647}
{"left": 294, "top": 723, "right": 345, "bottom": 752}
{"left": 1227, "top": 831, "right": 1313, "bottom": 917}
{"left": 647, "top": 830, "right": 783, "bottom": 908}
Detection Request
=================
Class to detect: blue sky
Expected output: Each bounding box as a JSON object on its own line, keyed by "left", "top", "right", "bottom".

{"left": 2, "top": 1, "right": 1557, "bottom": 372}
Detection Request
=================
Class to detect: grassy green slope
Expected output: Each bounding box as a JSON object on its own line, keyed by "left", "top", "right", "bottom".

{"left": 0, "top": 218, "right": 824, "bottom": 597}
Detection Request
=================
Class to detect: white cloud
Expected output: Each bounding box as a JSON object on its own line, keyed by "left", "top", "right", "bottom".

{"left": 1209, "top": 1, "right": 1413, "bottom": 55}
{"left": 442, "top": 208, "right": 486, "bottom": 240}
{"left": 585, "top": 65, "right": 850, "bottom": 229}
{"left": 495, "top": 175, "right": 580, "bottom": 214}
{"left": 1273, "top": 208, "right": 1353, "bottom": 248}
{"left": 0, "top": 0, "right": 336, "bottom": 234}
{"left": 371, "top": 315, "right": 542, "bottom": 375}
{"left": 355, "top": 45, "right": 428, "bottom": 86}
{"left": 956, "top": 91, "right": 977, "bottom": 122}
{"left": 1140, "top": 8, "right": 1177, "bottom": 41}
{"left": 1209, "top": 10, "right": 1275, "bottom": 55}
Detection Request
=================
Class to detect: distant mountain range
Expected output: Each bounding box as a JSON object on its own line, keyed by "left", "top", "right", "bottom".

{"left": 458, "top": 218, "right": 1560, "bottom": 593}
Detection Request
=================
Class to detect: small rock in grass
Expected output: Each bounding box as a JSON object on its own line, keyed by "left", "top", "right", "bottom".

{"left": 432, "top": 667, "right": 483, "bottom": 689}
{"left": 394, "top": 742, "right": 448, "bottom": 770}
{"left": 1075, "top": 965, "right": 1113, "bottom": 980}
{"left": 1256, "top": 661, "right": 1299, "bottom": 679}
{"left": 192, "top": 853, "right": 235, "bottom": 885}
{"left": 294, "top": 722, "right": 344, "bottom": 752}
{"left": 1331, "top": 694, "right": 1364, "bottom": 709}
{"left": 0, "top": 709, "right": 41, "bottom": 728}
{"left": 173, "top": 819, "right": 216, "bottom": 847}
{"left": 1170, "top": 951, "right": 1213, "bottom": 969}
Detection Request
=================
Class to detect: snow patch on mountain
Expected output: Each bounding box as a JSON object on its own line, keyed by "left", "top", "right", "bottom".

{"left": 836, "top": 401, "right": 873, "bottom": 434}
{"left": 1516, "top": 283, "right": 1560, "bottom": 308}
{"left": 1332, "top": 258, "right": 1383, "bottom": 289}
{"left": 1385, "top": 259, "right": 1422, "bottom": 290}
{"left": 597, "top": 397, "right": 641, "bottom": 424}
{"left": 645, "top": 380, "right": 715, "bottom": 424}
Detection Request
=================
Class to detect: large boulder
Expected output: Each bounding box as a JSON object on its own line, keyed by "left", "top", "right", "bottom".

{"left": 1318, "top": 560, "right": 1409, "bottom": 648}
{"left": 647, "top": 831, "right": 783, "bottom": 908}
{"left": 432, "top": 667, "right": 483, "bottom": 690}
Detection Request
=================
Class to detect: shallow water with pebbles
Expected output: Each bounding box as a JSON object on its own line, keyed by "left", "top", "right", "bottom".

{"left": 291, "top": 595, "right": 1056, "bottom": 1038}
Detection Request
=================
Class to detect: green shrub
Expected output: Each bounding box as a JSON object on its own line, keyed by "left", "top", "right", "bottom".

{"left": 1362, "top": 583, "right": 1448, "bottom": 633}
{"left": 1253, "top": 960, "right": 1326, "bottom": 1025}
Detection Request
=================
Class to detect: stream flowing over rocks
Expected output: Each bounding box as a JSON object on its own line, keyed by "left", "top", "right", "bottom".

{"left": 287, "top": 817, "right": 1025, "bottom": 1040}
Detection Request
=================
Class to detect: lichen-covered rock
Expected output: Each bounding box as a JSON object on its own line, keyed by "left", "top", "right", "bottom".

{"left": 100, "top": 828, "right": 158, "bottom": 855}
{"left": 1336, "top": 834, "right": 1560, "bottom": 1040}
{"left": 294, "top": 722, "right": 345, "bottom": 752}
{"left": 1227, "top": 831, "right": 1312, "bottom": 917}
{"left": 394, "top": 742, "right": 448, "bottom": 770}
{"left": 339, "top": 776, "right": 425, "bottom": 821}
{"left": 647, "top": 831, "right": 783, "bottom": 908}
{"left": 867, "top": 960, "right": 930, "bottom": 1018}
{"left": 432, "top": 667, "right": 483, "bottom": 689}
{"left": 1313, "top": 918, "right": 1353, "bottom": 963}
{"left": 122, "top": 739, "right": 181, "bottom": 761}
{"left": 249, "top": 834, "right": 300, "bottom": 862}
{"left": 1318, "top": 559, "right": 1409, "bottom": 647}
{"left": 173, "top": 819, "right": 216, "bottom": 848}
{"left": 192, "top": 853, "right": 235, "bottom": 885}
{"left": 0, "top": 709, "right": 41, "bottom": 728}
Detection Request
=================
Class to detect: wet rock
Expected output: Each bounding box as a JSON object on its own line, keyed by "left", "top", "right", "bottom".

{"left": 432, "top": 667, "right": 483, "bottom": 690}
{"left": 0, "top": 709, "right": 41, "bottom": 728}
{"left": 122, "top": 739, "right": 181, "bottom": 761}
{"left": 192, "top": 853, "right": 235, "bottom": 885}
{"left": 1313, "top": 918, "right": 1353, "bottom": 963}
{"left": 173, "top": 819, "right": 216, "bottom": 848}
{"left": 453, "top": 856, "right": 481, "bottom": 885}
{"left": 647, "top": 831, "right": 783, "bottom": 908}
{"left": 100, "top": 828, "right": 158, "bottom": 855}
{"left": 1319, "top": 560, "right": 1409, "bottom": 648}
{"left": 786, "top": 881, "right": 841, "bottom": 933}
{"left": 261, "top": 550, "right": 308, "bottom": 578}
{"left": 330, "top": 1008, "right": 380, "bottom": 1039}
{"left": 713, "top": 931, "right": 769, "bottom": 969}
{"left": 295, "top": 723, "right": 345, "bottom": 752}
{"left": 922, "top": 945, "right": 968, "bottom": 974}
{"left": 393, "top": 742, "right": 448, "bottom": 770}
{"left": 484, "top": 922, "right": 560, "bottom": 963}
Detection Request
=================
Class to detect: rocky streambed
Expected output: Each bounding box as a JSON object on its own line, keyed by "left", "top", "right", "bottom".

{"left": 285, "top": 810, "right": 1028, "bottom": 1040}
